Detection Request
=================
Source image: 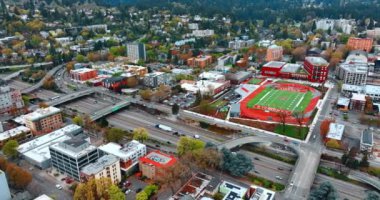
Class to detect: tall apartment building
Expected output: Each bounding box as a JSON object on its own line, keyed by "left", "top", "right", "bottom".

{"left": 80, "top": 155, "right": 121, "bottom": 184}
{"left": 187, "top": 55, "right": 213, "bottom": 68}
{"left": 304, "top": 57, "right": 329, "bottom": 82}
{"left": 49, "top": 138, "right": 99, "bottom": 181}
{"left": 98, "top": 140, "right": 146, "bottom": 174}
{"left": 143, "top": 72, "right": 173, "bottom": 88}
{"left": 139, "top": 150, "right": 177, "bottom": 180}
{"left": 24, "top": 106, "right": 63, "bottom": 135}
{"left": 336, "top": 63, "right": 368, "bottom": 85}
{"left": 347, "top": 37, "right": 373, "bottom": 52}
{"left": 0, "top": 85, "right": 24, "bottom": 115}
{"left": 127, "top": 43, "right": 146, "bottom": 63}
{"left": 0, "top": 170, "right": 11, "bottom": 200}
{"left": 266, "top": 45, "right": 283, "bottom": 62}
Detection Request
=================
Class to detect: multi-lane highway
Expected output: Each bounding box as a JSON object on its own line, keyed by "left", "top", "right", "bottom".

{"left": 21, "top": 64, "right": 64, "bottom": 94}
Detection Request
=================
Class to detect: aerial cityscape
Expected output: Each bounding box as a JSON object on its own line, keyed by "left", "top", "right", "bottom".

{"left": 0, "top": 0, "right": 380, "bottom": 200}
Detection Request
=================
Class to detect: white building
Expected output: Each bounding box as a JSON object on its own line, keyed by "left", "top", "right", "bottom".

{"left": 17, "top": 124, "right": 82, "bottom": 169}
{"left": 367, "top": 28, "right": 380, "bottom": 38}
{"left": 0, "top": 85, "right": 24, "bottom": 115}
{"left": 98, "top": 140, "right": 146, "bottom": 174}
{"left": 188, "top": 23, "right": 199, "bottom": 30}
{"left": 34, "top": 194, "right": 54, "bottom": 200}
{"left": 336, "top": 63, "right": 368, "bottom": 85}
{"left": 81, "top": 155, "right": 121, "bottom": 184}
{"left": 316, "top": 19, "right": 335, "bottom": 31}
{"left": 248, "top": 185, "right": 276, "bottom": 200}
{"left": 327, "top": 123, "right": 345, "bottom": 141}
{"left": 143, "top": 72, "right": 173, "bottom": 88}
{"left": 181, "top": 80, "right": 230, "bottom": 96}
{"left": 199, "top": 71, "right": 225, "bottom": 81}
{"left": 192, "top": 29, "right": 214, "bottom": 37}
{"left": 219, "top": 181, "right": 248, "bottom": 200}
{"left": 50, "top": 138, "right": 98, "bottom": 181}
{"left": 126, "top": 42, "right": 146, "bottom": 63}
{"left": 229, "top": 39, "right": 255, "bottom": 49}
{"left": 0, "top": 170, "right": 11, "bottom": 200}
{"left": 0, "top": 126, "right": 31, "bottom": 147}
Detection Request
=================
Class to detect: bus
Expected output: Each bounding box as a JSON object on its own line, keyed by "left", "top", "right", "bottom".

{"left": 50, "top": 96, "right": 60, "bottom": 100}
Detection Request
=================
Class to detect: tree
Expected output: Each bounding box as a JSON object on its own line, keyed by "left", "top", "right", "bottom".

{"left": 292, "top": 46, "right": 307, "bottom": 61}
{"left": 72, "top": 116, "right": 84, "bottom": 126}
{"left": 276, "top": 111, "right": 289, "bottom": 133}
{"left": 143, "top": 184, "right": 158, "bottom": 197}
{"left": 136, "top": 191, "right": 148, "bottom": 200}
{"left": 98, "top": 118, "right": 109, "bottom": 128}
{"left": 360, "top": 152, "right": 370, "bottom": 168}
{"left": 2, "top": 140, "right": 19, "bottom": 158}
{"left": 38, "top": 102, "right": 49, "bottom": 108}
{"left": 6, "top": 163, "right": 32, "bottom": 189}
{"left": 126, "top": 77, "right": 138, "bottom": 88}
{"left": 320, "top": 119, "right": 333, "bottom": 142}
{"left": 172, "top": 103, "right": 180, "bottom": 115}
{"left": 76, "top": 54, "right": 86, "bottom": 63}
{"left": 74, "top": 178, "right": 113, "bottom": 200}
{"left": 292, "top": 111, "right": 305, "bottom": 135}
{"left": 108, "top": 185, "right": 125, "bottom": 200}
{"left": 177, "top": 136, "right": 206, "bottom": 156}
{"left": 156, "top": 162, "right": 191, "bottom": 194}
{"left": 105, "top": 128, "right": 125, "bottom": 143}
{"left": 221, "top": 148, "right": 253, "bottom": 177}
{"left": 132, "top": 128, "right": 149, "bottom": 143}
{"left": 0, "top": 156, "right": 8, "bottom": 171}
{"left": 66, "top": 61, "right": 75, "bottom": 72}
{"left": 140, "top": 89, "right": 153, "bottom": 101}
{"left": 325, "top": 139, "right": 341, "bottom": 149}
{"left": 309, "top": 181, "right": 338, "bottom": 200}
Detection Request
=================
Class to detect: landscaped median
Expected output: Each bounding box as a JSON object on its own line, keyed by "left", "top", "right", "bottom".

{"left": 248, "top": 174, "right": 285, "bottom": 191}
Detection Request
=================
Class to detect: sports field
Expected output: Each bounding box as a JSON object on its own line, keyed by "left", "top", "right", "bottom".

{"left": 247, "top": 87, "right": 313, "bottom": 112}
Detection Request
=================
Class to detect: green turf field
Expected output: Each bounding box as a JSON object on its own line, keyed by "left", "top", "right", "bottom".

{"left": 247, "top": 87, "right": 313, "bottom": 112}
{"left": 248, "top": 78, "right": 263, "bottom": 85}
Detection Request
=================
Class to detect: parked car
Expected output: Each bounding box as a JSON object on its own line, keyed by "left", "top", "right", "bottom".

{"left": 55, "top": 184, "right": 63, "bottom": 190}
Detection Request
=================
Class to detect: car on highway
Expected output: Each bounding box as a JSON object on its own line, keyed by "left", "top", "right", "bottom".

{"left": 193, "top": 135, "right": 200, "bottom": 139}
{"left": 55, "top": 184, "right": 63, "bottom": 190}
{"left": 275, "top": 176, "right": 283, "bottom": 180}
{"left": 278, "top": 167, "right": 283, "bottom": 170}
{"left": 125, "top": 189, "right": 131, "bottom": 194}
{"left": 254, "top": 157, "right": 260, "bottom": 160}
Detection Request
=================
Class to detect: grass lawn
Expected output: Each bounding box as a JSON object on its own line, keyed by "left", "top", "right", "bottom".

{"left": 248, "top": 78, "right": 263, "bottom": 85}
{"left": 210, "top": 100, "right": 228, "bottom": 108}
{"left": 247, "top": 87, "right": 312, "bottom": 112}
{"left": 274, "top": 124, "right": 309, "bottom": 140}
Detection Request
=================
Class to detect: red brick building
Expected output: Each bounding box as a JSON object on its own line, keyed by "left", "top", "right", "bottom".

{"left": 139, "top": 151, "right": 177, "bottom": 180}
{"left": 187, "top": 55, "right": 213, "bottom": 68}
{"left": 261, "top": 61, "right": 286, "bottom": 77}
{"left": 304, "top": 57, "right": 329, "bottom": 82}
{"left": 102, "top": 76, "right": 128, "bottom": 92}
{"left": 70, "top": 68, "right": 97, "bottom": 81}
{"left": 266, "top": 45, "right": 283, "bottom": 62}
{"left": 347, "top": 37, "right": 373, "bottom": 52}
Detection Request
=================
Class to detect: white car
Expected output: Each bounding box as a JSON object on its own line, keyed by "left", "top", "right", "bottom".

{"left": 125, "top": 189, "right": 131, "bottom": 194}
{"left": 55, "top": 184, "right": 63, "bottom": 190}
{"left": 275, "top": 176, "right": 283, "bottom": 180}
{"left": 193, "top": 135, "right": 200, "bottom": 139}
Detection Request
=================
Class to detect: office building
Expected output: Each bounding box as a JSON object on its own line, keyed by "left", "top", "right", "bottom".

{"left": 304, "top": 57, "right": 329, "bottom": 82}
{"left": 98, "top": 140, "right": 146, "bottom": 174}
{"left": 361, "top": 129, "right": 374, "bottom": 152}
{"left": 187, "top": 55, "right": 213, "bottom": 68}
{"left": 143, "top": 72, "right": 173, "bottom": 88}
{"left": 336, "top": 63, "right": 368, "bottom": 85}
{"left": 0, "top": 126, "right": 31, "bottom": 147}
{"left": 70, "top": 68, "right": 97, "bottom": 82}
{"left": 347, "top": 37, "right": 373, "bottom": 52}
{"left": 139, "top": 150, "right": 177, "bottom": 180}
{"left": 266, "top": 45, "right": 283, "bottom": 62}
{"left": 127, "top": 43, "right": 146, "bottom": 63}
{"left": 326, "top": 123, "right": 345, "bottom": 141}
{"left": 18, "top": 124, "right": 82, "bottom": 169}
{"left": 50, "top": 138, "right": 98, "bottom": 181}
{"left": 80, "top": 155, "right": 121, "bottom": 184}
{"left": 0, "top": 170, "right": 11, "bottom": 200}
{"left": 24, "top": 106, "right": 63, "bottom": 135}
{"left": 0, "top": 85, "right": 24, "bottom": 115}
{"left": 350, "top": 93, "right": 367, "bottom": 111}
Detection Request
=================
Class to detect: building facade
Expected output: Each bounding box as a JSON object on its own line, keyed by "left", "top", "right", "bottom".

{"left": 126, "top": 43, "right": 146, "bottom": 63}
{"left": 24, "top": 106, "right": 63, "bottom": 135}
{"left": 304, "top": 57, "right": 329, "bottom": 82}
{"left": 0, "top": 126, "right": 31, "bottom": 148}
{"left": 98, "top": 140, "right": 146, "bottom": 174}
{"left": 50, "top": 138, "right": 99, "bottom": 181}
{"left": 80, "top": 155, "right": 121, "bottom": 184}
{"left": 0, "top": 170, "right": 11, "bottom": 200}
{"left": 187, "top": 55, "right": 213, "bottom": 68}
{"left": 0, "top": 85, "right": 24, "bottom": 115}
{"left": 143, "top": 72, "right": 173, "bottom": 88}
{"left": 70, "top": 68, "right": 97, "bottom": 81}
{"left": 336, "top": 63, "right": 368, "bottom": 85}
{"left": 102, "top": 76, "right": 128, "bottom": 92}
{"left": 266, "top": 45, "right": 283, "bottom": 62}
{"left": 347, "top": 37, "right": 373, "bottom": 52}
{"left": 139, "top": 150, "right": 177, "bottom": 180}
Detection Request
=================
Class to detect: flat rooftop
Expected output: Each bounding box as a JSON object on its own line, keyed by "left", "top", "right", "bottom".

{"left": 98, "top": 140, "right": 146, "bottom": 160}
{"left": 327, "top": 123, "right": 345, "bottom": 140}
{"left": 305, "top": 57, "right": 328, "bottom": 66}
{"left": 351, "top": 93, "right": 366, "bottom": 101}
{"left": 339, "top": 63, "right": 368, "bottom": 73}
{"left": 50, "top": 138, "right": 96, "bottom": 158}
{"left": 263, "top": 61, "right": 286, "bottom": 68}
{"left": 81, "top": 155, "right": 119, "bottom": 175}
{"left": 70, "top": 68, "right": 96, "bottom": 74}
{"left": 0, "top": 126, "right": 30, "bottom": 141}
{"left": 249, "top": 185, "right": 276, "bottom": 200}
{"left": 337, "top": 97, "right": 350, "bottom": 107}
{"left": 140, "top": 150, "right": 176, "bottom": 168}
{"left": 362, "top": 129, "right": 373, "bottom": 145}
{"left": 280, "top": 63, "right": 302, "bottom": 73}
{"left": 365, "top": 85, "right": 380, "bottom": 95}
{"left": 24, "top": 106, "right": 61, "bottom": 121}
{"left": 342, "top": 84, "right": 363, "bottom": 92}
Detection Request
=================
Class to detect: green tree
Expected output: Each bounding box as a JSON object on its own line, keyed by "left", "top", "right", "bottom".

{"left": 221, "top": 148, "right": 253, "bottom": 177}
{"left": 143, "top": 184, "right": 158, "bottom": 197}
{"left": 360, "top": 152, "right": 370, "bottom": 168}
{"left": 72, "top": 116, "right": 84, "bottom": 126}
{"left": 74, "top": 178, "right": 113, "bottom": 200}
{"left": 172, "top": 103, "right": 180, "bottom": 115}
{"left": 105, "top": 128, "right": 125, "bottom": 143}
{"left": 108, "top": 185, "right": 124, "bottom": 200}
{"left": 2, "top": 140, "right": 19, "bottom": 158}
{"left": 132, "top": 128, "right": 149, "bottom": 143}
{"left": 136, "top": 191, "right": 148, "bottom": 200}
{"left": 177, "top": 136, "right": 206, "bottom": 156}
{"left": 76, "top": 54, "right": 86, "bottom": 63}
{"left": 309, "top": 181, "right": 338, "bottom": 200}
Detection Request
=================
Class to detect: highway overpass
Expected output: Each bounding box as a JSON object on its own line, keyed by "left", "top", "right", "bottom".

{"left": 349, "top": 171, "right": 380, "bottom": 191}
{"left": 1, "top": 70, "right": 24, "bottom": 81}
{"left": 90, "top": 100, "right": 132, "bottom": 121}
{"left": 21, "top": 64, "right": 64, "bottom": 94}
{"left": 0, "top": 62, "right": 53, "bottom": 70}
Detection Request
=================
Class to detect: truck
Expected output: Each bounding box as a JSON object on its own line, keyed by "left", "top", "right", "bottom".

{"left": 155, "top": 124, "right": 173, "bottom": 132}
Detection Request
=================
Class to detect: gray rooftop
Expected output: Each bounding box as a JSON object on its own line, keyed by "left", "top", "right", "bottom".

{"left": 81, "top": 155, "right": 119, "bottom": 175}
{"left": 362, "top": 129, "right": 373, "bottom": 145}
{"left": 264, "top": 61, "right": 286, "bottom": 68}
